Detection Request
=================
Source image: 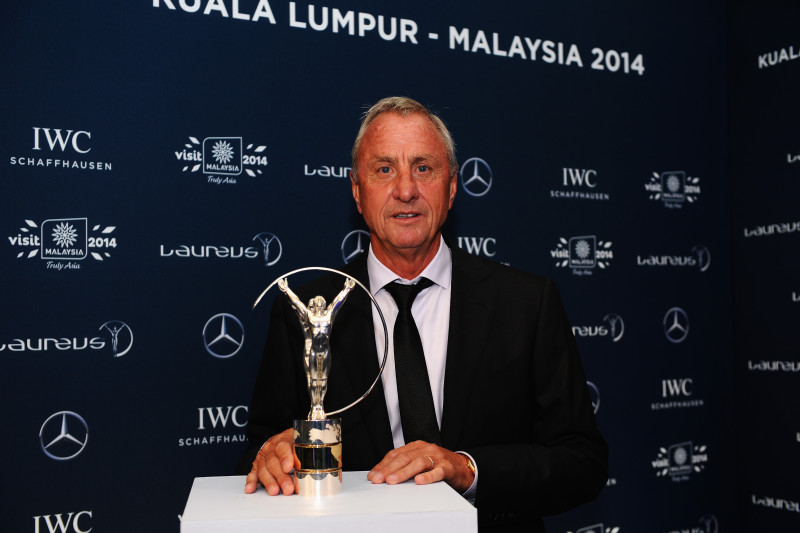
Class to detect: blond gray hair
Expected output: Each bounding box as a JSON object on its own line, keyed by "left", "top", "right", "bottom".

{"left": 350, "top": 96, "right": 457, "bottom": 181}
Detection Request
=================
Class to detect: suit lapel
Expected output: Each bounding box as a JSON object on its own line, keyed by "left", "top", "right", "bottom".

{"left": 336, "top": 256, "right": 395, "bottom": 457}
{"left": 441, "top": 247, "right": 497, "bottom": 448}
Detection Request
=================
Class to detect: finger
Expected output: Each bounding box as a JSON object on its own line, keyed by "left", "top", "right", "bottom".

{"left": 264, "top": 452, "right": 295, "bottom": 495}
{"left": 244, "top": 467, "right": 260, "bottom": 494}
{"left": 256, "top": 457, "right": 282, "bottom": 496}
{"left": 368, "top": 447, "right": 413, "bottom": 483}
{"left": 367, "top": 448, "right": 399, "bottom": 483}
{"left": 385, "top": 454, "right": 436, "bottom": 485}
{"left": 274, "top": 440, "right": 295, "bottom": 474}
{"left": 414, "top": 464, "right": 445, "bottom": 485}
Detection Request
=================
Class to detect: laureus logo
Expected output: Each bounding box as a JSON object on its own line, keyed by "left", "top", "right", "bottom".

{"left": 99, "top": 321, "right": 134, "bottom": 358}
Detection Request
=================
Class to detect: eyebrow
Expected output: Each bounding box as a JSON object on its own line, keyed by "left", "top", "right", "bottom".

{"left": 369, "top": 154, "right": 439, "bottom": 165}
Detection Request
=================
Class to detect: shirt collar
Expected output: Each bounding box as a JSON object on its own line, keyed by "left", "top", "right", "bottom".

{"left": 367, "top": 235, "right": 452, "bottom": 292}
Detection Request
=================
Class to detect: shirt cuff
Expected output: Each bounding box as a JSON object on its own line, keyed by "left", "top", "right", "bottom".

{"left": 456, "top": 451, "right": 478, "bottom": 505}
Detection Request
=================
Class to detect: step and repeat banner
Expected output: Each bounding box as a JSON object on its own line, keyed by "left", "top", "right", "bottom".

{"left": 1, "top": 2, "right": 740, "bottom": 532}
{"left": 729, "top": 3, "right": 800, "bottom": 533}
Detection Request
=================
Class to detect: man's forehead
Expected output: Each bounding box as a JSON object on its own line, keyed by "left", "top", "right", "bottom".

{"left": 361, "top": 113, "right": 446, "bottom": 157}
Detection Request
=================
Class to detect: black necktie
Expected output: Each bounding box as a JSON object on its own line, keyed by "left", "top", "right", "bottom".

{"left": 384, "top": 278, "right": 442, "bottom": 445}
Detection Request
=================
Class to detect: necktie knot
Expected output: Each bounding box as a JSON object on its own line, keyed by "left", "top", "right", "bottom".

{"left": 385, "top": 278, "right": 434, "bottom": 311}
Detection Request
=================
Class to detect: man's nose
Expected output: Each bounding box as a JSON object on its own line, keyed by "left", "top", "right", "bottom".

{"left": 393, "top": 168, "right": 419, "bottom": 201}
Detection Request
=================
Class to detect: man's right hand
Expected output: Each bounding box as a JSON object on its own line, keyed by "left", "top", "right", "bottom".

{"left": 244, "top": 428, "right": 297, "bottom": 495}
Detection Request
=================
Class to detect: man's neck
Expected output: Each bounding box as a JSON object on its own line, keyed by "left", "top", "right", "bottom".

{"left": 370, "top": 236, "right": 442, "bottom": 280}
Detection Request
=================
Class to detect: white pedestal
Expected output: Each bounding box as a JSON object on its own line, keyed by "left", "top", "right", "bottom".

{"left": 180, "top": 473, "right": 477, "bottom": 533}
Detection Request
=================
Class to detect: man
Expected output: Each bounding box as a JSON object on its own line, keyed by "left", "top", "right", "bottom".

{"left": 238, "top": 97, "right": 607, "bottom": 531}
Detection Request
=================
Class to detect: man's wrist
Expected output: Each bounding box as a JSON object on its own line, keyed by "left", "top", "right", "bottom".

{"left": 456, "top": 451, "right": 478, "bottom": 503}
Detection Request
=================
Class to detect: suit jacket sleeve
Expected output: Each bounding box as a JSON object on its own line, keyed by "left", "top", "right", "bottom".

{"left": 236, "top": 293, "right": 307, "bottom": 474}
{"left": 444, "top": 252, "right": 607, "bottom": 518}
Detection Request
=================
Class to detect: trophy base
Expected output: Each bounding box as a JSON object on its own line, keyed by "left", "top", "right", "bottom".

{"left": 293, "top": 418, "right": 342, "bottom": 496}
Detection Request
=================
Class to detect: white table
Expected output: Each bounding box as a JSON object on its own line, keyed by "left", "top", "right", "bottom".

{"left": 181, "top": 473, "right": 477, "bottom": 533}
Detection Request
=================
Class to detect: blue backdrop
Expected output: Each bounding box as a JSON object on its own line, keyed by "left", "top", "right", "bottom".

{"left": 1, "top": 1, "right": 795, "bottom": 532}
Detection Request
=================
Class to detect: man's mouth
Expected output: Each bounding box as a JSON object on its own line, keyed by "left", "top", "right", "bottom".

{"left": 393, "top": 213, "right": 419, "bottom": 219}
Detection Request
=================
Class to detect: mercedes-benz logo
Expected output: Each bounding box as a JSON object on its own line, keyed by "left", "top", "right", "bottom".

{"left": 663, "top": 307, "right": 689, "bottom": 343}
{"left": 459, "top": 157, "right": 493, "bottom": 197}
{"left": 253, "top": 232, "right": 282, "bottom": 267}
{"left": 39, "top": 411, "right": 88, "bottom": 461}
{"left": 692, "top": 245, "right": 711, "bottom": 273}
{"left": 341, "top": 229, "right": 370, "bottom": 264}
{"left": 586, "top": 381, "right": 600, "bottom": 414}
{"left": 99, "top": 320, "right": 133, "bottom": 358}
{"left": 203, "top": 313, "right": 244, "bottom": 358}
{"left": 603, "top": 313, "right": 625, "bottom": 342}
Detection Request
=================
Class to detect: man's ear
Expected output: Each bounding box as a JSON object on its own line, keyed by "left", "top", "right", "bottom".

{"left": 350, "top": 170, "right": 363, "bottom": 214}
{"left": 448, "top": 167, "right": 458, "bottom": 208}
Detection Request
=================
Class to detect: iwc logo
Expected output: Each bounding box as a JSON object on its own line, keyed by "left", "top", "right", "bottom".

{"left": 550, "top": 167, "right": 610, "bottom": 201}
{"left": 8, "top": 217, "right": 118, "bottom": 270}
{"left": 175, "top": 135, "right": 268, "bottom": 185}
{"left": 39, "top": 411, "right": 89, "bottom": 461}
{"left": 645, "top": 171, "right": 701, "bottom": 208}
{"left": 33, "top": 510, "right": 93, "bottom": 533}
{"left": 551, "top": 235, "right": 613, "bottom": 276}
{"left": 651, "top": 441, "right": 708, "bottom": 482}
{"left": 203, "top": 313, "right": 244, "bottom": 358}
{"left": 341, "top": 229, "right": 370, "bottom": 264}
{"left": 179, "top": 405, "right": 249, "bottom": 447}
{"left": 459, "top": 157, "right": 492, "bottom": 197}
{"left": 9, "top": 126, "right": 112, "bottom": 173}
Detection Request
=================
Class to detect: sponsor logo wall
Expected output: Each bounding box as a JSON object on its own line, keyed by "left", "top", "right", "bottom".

{"left": 6, "top": 1, "right": 791, "bottom": 532}
{"left": 729, "top": 2, "right": 800, "bottom": 532}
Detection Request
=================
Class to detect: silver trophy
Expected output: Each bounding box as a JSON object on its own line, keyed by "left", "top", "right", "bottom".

{"left": 254, "top": 267, "right": 388, "bottom": 497}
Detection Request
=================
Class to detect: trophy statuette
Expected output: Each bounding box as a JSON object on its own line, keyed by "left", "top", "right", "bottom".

{"left": 253, "top": 267, "right": 388, "bottom": 496}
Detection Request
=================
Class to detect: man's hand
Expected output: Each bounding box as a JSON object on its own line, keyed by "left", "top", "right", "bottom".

{"left": 244, "top": 428, "right": 297, "bottom": 495}
{"left": 367, "top": 441, "right": 475, "bottom": 493}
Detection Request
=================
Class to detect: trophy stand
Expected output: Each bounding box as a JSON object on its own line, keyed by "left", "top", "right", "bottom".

{"left": 254, "top": 267, "right": 389, "bottom": 498}
{"left": 293, "top": 418, "right": 342, "bottom": 496}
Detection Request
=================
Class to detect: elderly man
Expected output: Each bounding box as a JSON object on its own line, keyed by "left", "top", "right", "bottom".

{"left": 238, "top": 97, "right": 607, "bottom": 532}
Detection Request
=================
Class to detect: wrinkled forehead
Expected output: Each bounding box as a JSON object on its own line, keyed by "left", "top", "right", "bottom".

{"left": 360, "top": 113, "right": 448, "bottom": 162}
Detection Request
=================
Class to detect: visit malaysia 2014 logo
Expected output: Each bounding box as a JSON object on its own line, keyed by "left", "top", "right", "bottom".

{"left": 8, "top": 218, "right": 118, "bottom": 270}
{"left": 175, "top": 136, "right": 268, "bottom": 185}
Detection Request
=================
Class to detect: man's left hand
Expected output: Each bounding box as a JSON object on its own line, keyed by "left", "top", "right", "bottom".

{"left": 367, "top": 440, "right": 475, "bottom": 493}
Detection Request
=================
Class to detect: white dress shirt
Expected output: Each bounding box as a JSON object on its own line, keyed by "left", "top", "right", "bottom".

{"left": 366, "top": 236, "right": 477, "bottom": 500}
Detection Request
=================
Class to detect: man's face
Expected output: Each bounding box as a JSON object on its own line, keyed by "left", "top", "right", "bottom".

{"left": 351, "top": 112, "right": 457, "bottom": 261}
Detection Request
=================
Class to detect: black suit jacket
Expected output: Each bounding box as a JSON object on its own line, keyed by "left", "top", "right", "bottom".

{"left": 238, "top": 245, "right": 608, "bottom": 532}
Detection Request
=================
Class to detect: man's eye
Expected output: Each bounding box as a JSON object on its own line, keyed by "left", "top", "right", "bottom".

{"left": 416, "top": 165, "right": 430, "bottom": 172}
{"left": 379, "top": 166, "right": 391, "bottom": 174}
